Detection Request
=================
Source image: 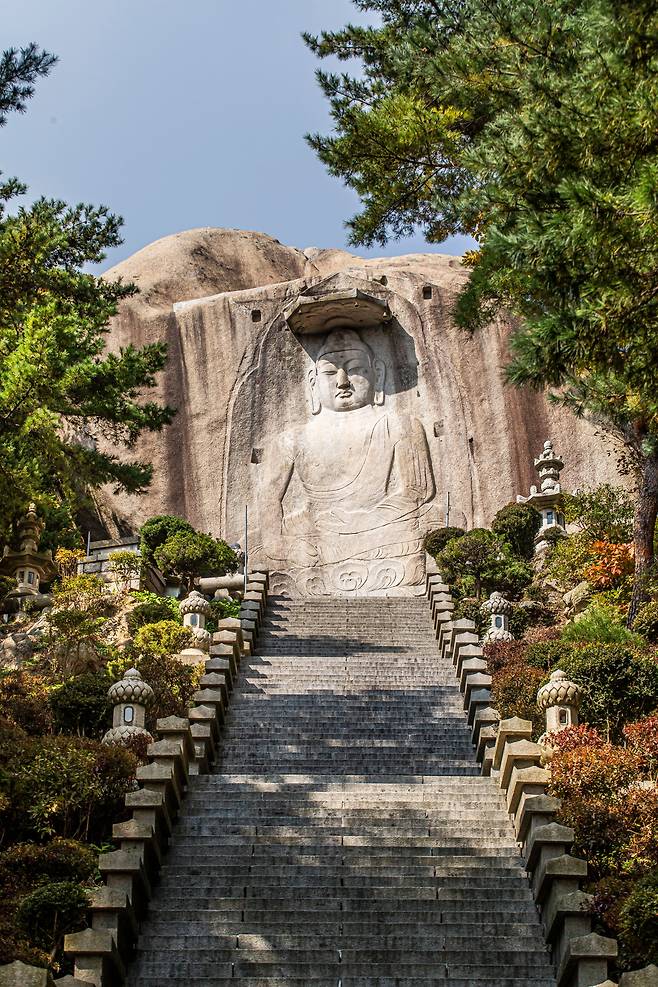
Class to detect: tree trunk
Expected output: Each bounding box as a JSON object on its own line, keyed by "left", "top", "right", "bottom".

{"left": 628, "top": 452, "right": 658, "bottom": 625}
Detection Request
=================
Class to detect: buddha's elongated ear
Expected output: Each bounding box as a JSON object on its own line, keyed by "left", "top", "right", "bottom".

{"left": 308, "top": 367, "right": 322, "bottom": 415}
{"left": 373, "top": 358, "right": 386, "bottom": 406}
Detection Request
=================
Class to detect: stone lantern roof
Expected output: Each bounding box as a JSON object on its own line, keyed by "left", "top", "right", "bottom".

{"left": 480, "top": 592, "right": 513, "bottom": 617}
{"left": 179, "top": 590, "right": 212, "bottom": 617}
{"left": 108, "top": 667, "right": 154, "bottom": 706}
{"left": 537, "top": 669, "right": 581, "bottom": 711}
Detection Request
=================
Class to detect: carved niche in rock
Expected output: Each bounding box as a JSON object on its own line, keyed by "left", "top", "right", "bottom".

{"left": 252, "top": 287, "right": 438, "bottom": 596}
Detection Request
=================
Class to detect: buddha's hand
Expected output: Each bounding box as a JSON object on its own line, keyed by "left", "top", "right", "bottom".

{"left": 288, "top": 538, "right": 319, "bottom": 566}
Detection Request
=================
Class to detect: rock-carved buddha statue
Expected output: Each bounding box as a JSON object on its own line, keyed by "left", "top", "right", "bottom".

{"left": 262, "top": 328, "right": 435, "bottom": 595}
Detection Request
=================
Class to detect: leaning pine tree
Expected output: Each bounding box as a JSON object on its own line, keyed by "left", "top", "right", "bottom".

{"left": 0, "top": 45, "right": 174, "bottom": 543}
{"left": 306, "top": 0, "right": 658, "bottom": 621}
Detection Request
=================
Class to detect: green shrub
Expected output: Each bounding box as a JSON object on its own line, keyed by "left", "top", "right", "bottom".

{"left": 15, "top": 880, "right": 90, "bottom": 951}
{"left": 0, "top": 922, "right": 49, "bottom": 969}
{"left": 107, "top": 550, "right": 143, "bottom": 588}
{"left": 0, "top": 671, "right": 53, "bottom": 735}
{"left": 562, "top": 603, "right": 643, "bottom": 646}
{"left": 560, "top": 645, "right": 658, "bottom": 739}
{"left": 154, "top": 531, "right": 238, "bottom": 594}
{"left": 617, "top": 870, "right": 658, "bottom": 967}
{"left": 453, "top": 598, "right": 486, "bottom": 635}
{"left": 491, "top": 663, "right": 545, "bottom": 736}
{"left": 563, "top": 484, "right": 634, "bottom": 543}
{"left": 495, "top": 557, "right": 535, "bottom": 600}
{"left": 206, "top": 596, "right": 241, "bottom": 634}
{"left": 132, "top": 620, "right": 192, "bottom": 660}
{"left": 509, "top": 600, "right": 555, "bottom": 639}
{"left": 209, "top": 597, "right": 240, "bottom": 620}
{"left": 492, "top": 502, "right": 541, "bottom": 559}
{"left": 128, "top": 590, "right": 181, "bottom": 632}
{"left": 0, "top": 839, "right": 97, "bottom": 895}
{"left": 139, "top": 514, "right": 195, "bottom": 568}
{"left": 634, "top": 602, "right": 658, "bottom": 643}
{"left": 46, "top": 574, "right": 113, "bottom": 675}
{"left": 423, "top": 527, "right": 465, "bottom": 558}
{"left": 437, "top": 528, "right": 532, "bottom": 600}
{"left": 9, "top": 737, "right": 136, "bottom": 842}
{"left": 523, "top": 640, "right": 569, "bottom": 671}
{"left": 49, "top": 672, "right": 112, "bottom": 738}
{"left": 545, "top": 532, "right": 598, "bottom": 591}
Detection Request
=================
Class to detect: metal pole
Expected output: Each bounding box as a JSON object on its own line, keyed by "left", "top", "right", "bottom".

{"left": 445, "top": 491, "right": 450, "bottom": 528}
{"left": 243, "top": 505, "right": 248, "bottom": 596}
{"left": 86, "top": 530, "right": 91, "bottom": 557}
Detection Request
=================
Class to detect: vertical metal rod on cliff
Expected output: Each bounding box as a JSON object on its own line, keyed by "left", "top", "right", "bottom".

{"left": 445, "top": 492, "right": 451, "bottom": 528}
{"left": 244, "top": 505, "right": 248, "bottom": 596}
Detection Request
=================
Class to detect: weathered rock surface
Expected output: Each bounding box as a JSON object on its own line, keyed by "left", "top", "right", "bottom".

{"left": 99, "top": 227, "right": 623, "bottom": 593}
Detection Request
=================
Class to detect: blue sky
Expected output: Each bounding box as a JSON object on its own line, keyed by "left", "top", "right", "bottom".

{"left": 3, "top": 1, "right": 474, "bottom": 269}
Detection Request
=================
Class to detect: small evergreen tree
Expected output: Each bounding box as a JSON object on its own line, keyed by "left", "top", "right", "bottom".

{"left": 492, "top": 503, "right": 541, "bottom": 560}
{"left": 139, "top": 515, "right": 195, "bottom": 568}
{"left": 0, "top": 45, "right": 173, "bottom": 542}
{"left": 154, "top": 532, "right": 238, "bottom": 595}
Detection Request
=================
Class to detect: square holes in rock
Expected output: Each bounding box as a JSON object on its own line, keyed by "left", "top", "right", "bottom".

{"left": 251, "top": 309, "right": 261, "bottom": 323}
{"left": 422, "top": 285, "right": 433, "bottom": 300}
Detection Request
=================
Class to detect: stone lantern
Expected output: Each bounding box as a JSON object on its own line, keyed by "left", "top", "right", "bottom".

{"left": 516, "top": 440, "right": 567, "bottom": 553}
{"left": 0, "top": 504, "right": 57, "bottom": 612}
{"left": 103, "top": 667, "right": 153, "bottom": 746}
{"left": 480, "top": 591, "right": 513, "bottom": 642}
{"left": 536, "top": 669, "right": 581, "bottom": 763}
{"left": 179, "top": 589, "right": 212, "bottom": 657}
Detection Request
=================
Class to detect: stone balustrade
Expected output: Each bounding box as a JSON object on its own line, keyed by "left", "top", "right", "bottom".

{"left": 423, "top": 569, "right": 629, "bottom": 987}
{"left": 57, "top": 572, "right": 269, "bottom": 987}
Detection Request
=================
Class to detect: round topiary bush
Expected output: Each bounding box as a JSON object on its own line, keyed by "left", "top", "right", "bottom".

{"left": 49, "top": 671, "right": 112, "bottom": 738}
{"left": 423, "top": 527, "right": 465, "bottom": 558}
{"left": 492, "top": 502, "right": 542, "bottom": 559}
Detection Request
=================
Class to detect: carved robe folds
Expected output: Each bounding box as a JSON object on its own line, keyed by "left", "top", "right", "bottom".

{"left": 272, "top": 411, "right": 435, "bottom": 596}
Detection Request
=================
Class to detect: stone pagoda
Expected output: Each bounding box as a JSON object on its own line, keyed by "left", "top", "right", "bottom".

{"left": 0, "top": 504, "right": 57, "bottom": 613}
{"left": 517, "top": 440, "right": 567, "bottom": 553}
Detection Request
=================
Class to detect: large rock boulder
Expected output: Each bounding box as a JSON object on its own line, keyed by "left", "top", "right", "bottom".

{"left": 97, "top": 228, "right": 624, "bottom": 596}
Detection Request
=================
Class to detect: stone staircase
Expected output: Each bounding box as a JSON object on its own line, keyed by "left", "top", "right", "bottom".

{"left": 127, "top": 596, "right": 557, "bottom": 986}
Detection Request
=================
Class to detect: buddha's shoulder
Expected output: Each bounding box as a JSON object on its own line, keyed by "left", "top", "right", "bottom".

{"left": 381, "top": 412, "right": 428, "bottom": 443}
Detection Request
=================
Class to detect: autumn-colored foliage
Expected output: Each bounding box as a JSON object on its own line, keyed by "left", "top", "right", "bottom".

{"left": 549, "top": 723, "right": 658, "bottom": 971}
{"left": 584, "top": 541, "right": 634, "bottom": 590}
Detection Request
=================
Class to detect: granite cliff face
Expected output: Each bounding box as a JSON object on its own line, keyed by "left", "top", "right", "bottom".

{"left": 98, "top": 227, "right": 622, "bottom": 594}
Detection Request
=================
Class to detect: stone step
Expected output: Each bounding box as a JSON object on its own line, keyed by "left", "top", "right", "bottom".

{"left": 132, "top": 979, "right": 555, "bottom": 987}
{"left": 123, "top": 595, "right": 554, "bottom": 987}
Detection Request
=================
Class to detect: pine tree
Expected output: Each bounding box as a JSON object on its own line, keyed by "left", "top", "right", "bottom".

{"left": 0, "top": 46, "right": 173, "bottom": 543}
{"left": 307, "top": 0, "right": 658, "bottom": 619}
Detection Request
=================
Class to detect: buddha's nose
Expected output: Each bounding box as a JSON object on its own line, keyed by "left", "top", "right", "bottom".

{"left": 336, "top": 368, "right": 350, "bottom": 388}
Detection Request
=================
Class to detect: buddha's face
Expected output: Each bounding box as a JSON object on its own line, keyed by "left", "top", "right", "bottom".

{"left": 316, "top": 347, "right": 376, "bottom": 412}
